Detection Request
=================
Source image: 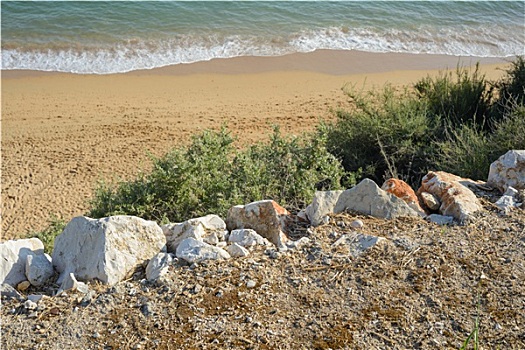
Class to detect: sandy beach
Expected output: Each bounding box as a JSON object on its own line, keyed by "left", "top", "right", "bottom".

{"left": 1, "top": 50, "right": 509, "bottom": 239}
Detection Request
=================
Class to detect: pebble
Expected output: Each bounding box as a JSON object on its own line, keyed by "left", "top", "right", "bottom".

{"left": 17, "top": 281, "right": 31, "bottom": 292}
{"left": 92, "top": 331, "right": 101, "bottom": 339}
{"left": 246, "top": 280, "right": 256, "bottom": 288}
{"left": 350, "top": 219, "right": 364, "bottom": 229}
{"left": 24, "top": 300, "right": 38, "bottom": 310}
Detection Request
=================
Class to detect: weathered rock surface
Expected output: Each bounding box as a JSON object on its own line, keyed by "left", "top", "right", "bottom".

{"left": 226, "top": 200, "right": 289, "bottom": 248}
{"left": 52, "top": 216, "right": 166, "bottom": 286}
{"left": 0, "top": 238, "right": 44, "bottom": 287}
{"left": 426, "top": 214, "right": 454, "bottom": 226}
{"left": 332, "top": 232, "right": 386, "bottom": 257}
{"left": 25, "top": 253, "right": 54, "bottom": 287}
{"left": 146, "top": 252, "right": 173, "bottom": 282}
{"left": 487, "top": 150, "right": 525, "bottom": 192}
{"left": 0, "top": 283, "right": 23, "bottom": 300}
{"left": 176, "top": 238, "right": 231, "bottom": 264}
{"left": 57, "top": 272, "right": 89, "bottom": 295}
{"left": 334, "top": 179, "right": 419, "bottom": 219}
{"left": 228, "top": 229, "right": 270, "bottom": 248}
{"left": 418, "top": 171, "right": 482, "bottom": 223}
{"left": 495, "top": 186, "right": 520, "bottom": 214}
{"left": 305, "top": 190, "right": 344, "bottom": 226}
{"left": 382, "top": 178, "right": 426, "bottom": 215}
{"left": 419, "top": 191, "right": 441, "bottom": 211}
{"left": 162, "top": 214, "right": 227, "bottom": 252}
{"left": 226, "top": 243, "right": 250, "bottom": 258}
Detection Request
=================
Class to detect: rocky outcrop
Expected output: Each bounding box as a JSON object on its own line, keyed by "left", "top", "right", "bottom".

{"left": 162, "top": 215, "right": 227, "bottom": 253}
{"left": 0, "top": 238, "right": 45, "bottom": 287}
{"left": 52, "top": 216, "right": 166, "bottom": 286}
{"left": 226, "top": 200, "right": 289, "bottom": 248}
{"left": 175, "top": 238, "right": 230, "bottom": 264}
{"left": 487, "top": 150, "right": 525, "bottom": 192}
{"left": 381, "top": 178, "right": 426, "bottom": 215}
{"left": 418, "top": 171, "right": 482, "bottom": 223}
{"left": 334, "top": 179, "right": 420, "bottom": 219}
{"left": 305, "top": 190, "right": 344, "bottom": 226}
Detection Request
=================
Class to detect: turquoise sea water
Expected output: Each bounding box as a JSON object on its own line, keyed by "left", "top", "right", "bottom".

{"left": 2, "top": 1, "right": 524, "bottom": 74}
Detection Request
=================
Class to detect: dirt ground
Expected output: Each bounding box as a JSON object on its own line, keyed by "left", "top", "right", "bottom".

{"left": 2, "top": 197, "right": 524, "bottom": 350}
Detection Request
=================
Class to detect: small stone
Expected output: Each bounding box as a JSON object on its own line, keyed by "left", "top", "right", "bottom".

{"left": 350, "top": 219, "right": 364, "bottom": 229}
{"left": 420, "top": 191, "right": 440, "bottom": 211}
{"left": 426, "top": 214, "right": 454, "bottom": 226}
{"left": 226, "top": 243, "right": 250, "bottom": 258}
{"left": 24, "top": 300, "right": 38, "bottom": 310}
{"left": 27, "top": 294, "right": 44, "bottom": 303}
{"left": 246, "top": 280, "right": 256, "bottom": 288}
{"left": 141, "top": 303, "right": 153, "bottom": 317}
{"left": 92, "top": 332, "right": 101, "bottom": 339}
{"left": 17, "top": 281, "right": 31, "bottom": 292}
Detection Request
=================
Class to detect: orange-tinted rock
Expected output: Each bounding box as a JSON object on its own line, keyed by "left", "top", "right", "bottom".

{"left": 417, "top": 171, "right": 482, "bottom": 223}
{"left": 226, "top": 200, "right": 289, "bottom": 248}
{"left": 381, "top": 178, "right": 425, "bottom": 214}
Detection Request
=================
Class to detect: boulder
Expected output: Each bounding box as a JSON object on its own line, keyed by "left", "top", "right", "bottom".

{"left": 0, "top": 238, "right": 44, "bottom": 287}
{"left": 25, "top": 253, "right": 54, "bottom": 287}
{"left": 52, "top": 216, "right": 166, "bottom": 286}
{"left": 334, "top": 179, "right": 419, "bottom": 219}
{"left": 226, "top": 200, "right": 290, "bottom": 248}
{"left": 332, "top": 232, "right": 386, "bottom": 257}
{"left": 145, "top": 252, "right": 173, "bottom": 282}
{"left": 162, "top": 214, "right": 227, "bottom": 252}
{"left": 381, "top": 179, "right": 426, "bottom": 215}
{"left": 176, "top": 238, "right": 230, "bottom": 264}
{"left": 487, "top": 150, "right": 525, "bottom": 192}
{"left": 305, "top": 190, "right": 344, "bottom": 226}
{"left": 226, "top": 243, "right": 250, "bottom": 258}
{"left": 228, "top": 229, "right": 270, "bottom": 248}
{"left": 418, "top": 171, "right": 482, "bottom": 223}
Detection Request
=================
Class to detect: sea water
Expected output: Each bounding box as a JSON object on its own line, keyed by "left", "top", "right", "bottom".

{"left": 2, "top": 1, "right": 524, "bottom": 74}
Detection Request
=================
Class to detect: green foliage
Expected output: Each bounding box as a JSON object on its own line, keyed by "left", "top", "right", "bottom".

{"left": 492, "top": 56, "right": 525, "bottom": 118}
{"left": 324, "top": 85, "right": 433, "bottom": 186}
{"left": 89, "top": 127, "right": 346, "bottom": 222}
{"left": 30, "top": 216, "right": 66, "bottom": 254}
{"left": 415, "top": 63, "right": 493, "bottom": 131}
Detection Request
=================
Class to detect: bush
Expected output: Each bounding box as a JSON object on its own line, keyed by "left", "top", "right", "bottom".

{"left": 414, "top": 63, "right": 494, "bottom": 131}
{"left": 89, "top": 127, "right": 346, "bottom": 222}
{"left": 324, "top": 85, "right": 434, "bottom": 186}
{"left": 491, "top": 56, "right": 525, "bottom": 121}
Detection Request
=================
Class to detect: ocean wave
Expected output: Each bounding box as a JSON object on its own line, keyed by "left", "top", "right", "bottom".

{"left": 2, "top": 27, "right": 522, "bottom": 74}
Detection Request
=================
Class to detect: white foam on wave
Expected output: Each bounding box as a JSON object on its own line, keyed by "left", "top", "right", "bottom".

{"left": 2, "top": 27, "right": 521, "bottom": 74}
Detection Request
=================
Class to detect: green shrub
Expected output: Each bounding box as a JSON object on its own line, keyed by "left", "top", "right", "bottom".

{"left": 491, "top": 56, "right": 525, "bottom": 122}
{"left": 30, "top": 216, "right": 66, "bottom": 254}
{"left": 89, "top": 127, "right": 346, "bottom": 222}
{"left": 414, "top": 63, "right": 494, "bottom": 131}
{"left": 324, "top": 85, "right": 434, "bottom": 186}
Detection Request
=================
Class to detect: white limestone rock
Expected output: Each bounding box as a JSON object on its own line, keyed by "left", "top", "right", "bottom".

{"left": 420, "top": 191, "right": 441, "bottom": 211}
{"left": 305, "top": 190, "right": 345, "bottom": 226}
{"left": 176, "top": 238, "right": 230, "bottom": 264}
{"left": 228, "top": 229, "right": 270, "bottom": 248}
{"left": 52, "top": 215, "right": 166, "bottom": 286}
{"left": 0, "top": 238, "right": 44, "bottom": 287}
{"left": 494, "top": 186, "right": 520, "bottom": 214}
{"left": 426, "top": 214, "right": 454, "bottom": 226}
{"left": 145, "top": 252, "right": 173, "bottom": 282}
{"left": 286, "top": 237, "right": 311, "bottom": 250}
{"left": 332, "top": 232, "right": 386, "bottom": 257}
{"left": 226, "top": 243, "right": 250, "bottom": 258}
{"left": 487, "top": 150, "right": 525, "bottom": 192}
{"left": 25, "top": 253, "right": 54, "bottom": 287}
{"left": 162, "top": 214, "right": 227, "bottom": 252}
{"left": 334, "top": 179, "right": 419, "bottom": 219}
{"left": 57, "top": 272, "right": 89, "bottom": 295}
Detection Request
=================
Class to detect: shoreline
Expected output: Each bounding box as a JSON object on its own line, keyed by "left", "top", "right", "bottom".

{"left": 1, "top": 50, "right": 512, "bottom": 240}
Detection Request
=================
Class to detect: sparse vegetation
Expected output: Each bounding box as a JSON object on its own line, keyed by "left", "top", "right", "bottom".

{"left": 30, "top": 216, "right": 66, "bottom": 254}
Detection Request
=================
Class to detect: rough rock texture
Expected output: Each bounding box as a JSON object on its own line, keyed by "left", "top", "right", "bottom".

{"left": 487, "top": 150, "right": 525, "bottom": 192}
{"left": 25, "top": 253, "right": 54, "bottom": 287}
{"left": 418, "top": 171, "right": 482, "bottom": 223}
{"left": 381, "top": 179, "right": 425, "bottom": 215}
{"left": 419, "top": 191, "right": 441, "bottom": 211}
{"left": 226, "top": 243, "right": 250, "bottom": 258}
{"left": 227, "top": 229, "right": 270, "bottom": 248}
{"left": 146, "top": 252, "right": 173, "bottom": 282}
{"left": 175, "top": 238, "right": 230, "bottom": 264}
{"left": 226, "top": 200, "right": 289, "bottom": 248}
{"left": 494, "top": 186, "right": 520, "bottom": 214}
{"left": 0, "top": 283, "right": 23, "bottom": 300}
{"left": 57, "top": 273, "right": 89, "bottom": 295}
{"left": 162, "top": 215, "right": 227, "bottom": 252}
{"left": 0, "top": 238, "right": 44, "bottom": 287}
{"left": 52, "top": 216, "right": 166, "bottom": 286}
{"left": 426, "top": 214, "right": 454, "bottom": 226}
{"left": 332, "top": 232, "right": 386, "bottom": 257}
{"left": 305, "top": 190, "right": 344, "bottom": 226}
{"left": 334, "top": 179, "right": 419, "bottom": 219}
